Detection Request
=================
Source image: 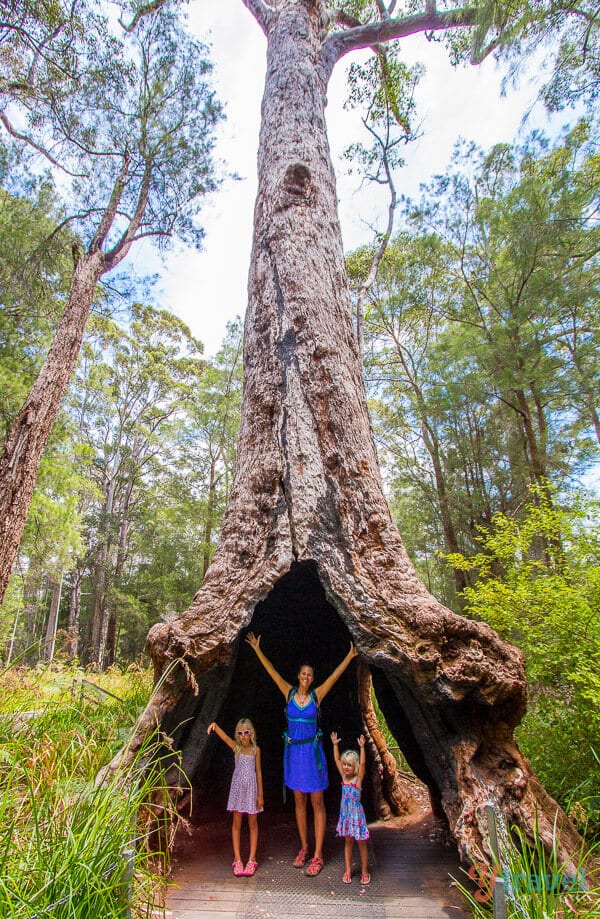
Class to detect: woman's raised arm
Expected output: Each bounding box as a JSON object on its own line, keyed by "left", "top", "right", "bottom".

{"left": 246, "top": 632, "right": 292, "bottom": 698}
{"left": 315, "top": 642, "right": 357, "bottom": 704}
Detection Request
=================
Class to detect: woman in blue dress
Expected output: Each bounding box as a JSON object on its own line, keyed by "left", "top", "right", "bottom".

{"left": 246, "top": 632, "right": 357, "bottom": 876}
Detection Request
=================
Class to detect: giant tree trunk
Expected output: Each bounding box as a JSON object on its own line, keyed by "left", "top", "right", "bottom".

{"left": 136, "top": 2, "right": 581, "bottom": 866}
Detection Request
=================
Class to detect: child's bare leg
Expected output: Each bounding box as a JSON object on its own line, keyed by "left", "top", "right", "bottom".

{"left": 248, "top": 813, "right": 258, "bottom": 862}
{"left": 231, "top": 812, "right": 243, "bottom": 863}
{"left": 344, "top": 837, "right": 353, "bottom": 876}
{"left": 358, "top": 840, "right": 370, "bottom": 881}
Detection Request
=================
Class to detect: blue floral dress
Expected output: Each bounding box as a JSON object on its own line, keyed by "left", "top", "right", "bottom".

{"left": 336, "top": 781, "right": 369, "bottom": 840}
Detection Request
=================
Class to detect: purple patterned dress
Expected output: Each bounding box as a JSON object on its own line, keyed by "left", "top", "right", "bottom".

{"left": 336, "top": 782, "right": 369, "bottom": 840}
{"left": 227, "top": 749, "right": 263, "bottom": 814}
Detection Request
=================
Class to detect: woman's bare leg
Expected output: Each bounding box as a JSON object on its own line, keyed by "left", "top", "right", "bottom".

{"left": 310, "top": 790, "right": 326, "bottom": 860}
{"left": 293, "top": 790, "right": 309, "bottom": 851}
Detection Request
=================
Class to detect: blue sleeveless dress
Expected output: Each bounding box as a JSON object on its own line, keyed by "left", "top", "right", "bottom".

{"left": 336, "top": 781, "right": 369, "bottom": 840}
{"left": 284, "top": 694, "right": 328, "bottom": 793}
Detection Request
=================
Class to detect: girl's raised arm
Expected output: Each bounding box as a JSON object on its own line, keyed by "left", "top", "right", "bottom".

{"left": 315, "top": 642, "right": 357, "bottom": 703}
{"left": 246, "top": 632, "right": 292, "bottom": 698}
{"left": 207, "top": 721, "right": 237, "bottom": 751}
{"left": 357, "top": 734, "right": 366, "bottom": 784}
{"left": 330, "top": 731, "right": 344, "bottom": 778}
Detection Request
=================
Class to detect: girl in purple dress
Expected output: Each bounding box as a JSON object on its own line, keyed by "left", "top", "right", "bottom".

{"left": 331, "top": 732, "right": 370, "bottom": 885}
{"left": 207, "top": 718, "right": 264, "bottom": 877}
{"left": 246, "top": 632, "right": 357, "bottom": 877}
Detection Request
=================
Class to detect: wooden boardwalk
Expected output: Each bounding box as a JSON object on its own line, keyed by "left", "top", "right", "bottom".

{"left": 164, "top": 811, "right": 472, "bottom": 919}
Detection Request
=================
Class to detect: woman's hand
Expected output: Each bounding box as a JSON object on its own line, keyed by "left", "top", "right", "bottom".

{"left": 357, "top": 734, "right": 365, "bottom": 747}
{"left": 348, "top": 642, "right": 358, "bottom": 659}
{"left": 330, "top": 731, "right": 340, "bottom": 745}
{"left": 246, "top": 632, "right": 261, "bottom": 653}
{"left": 207, "top": 722, "right": 216, "bottom": 735}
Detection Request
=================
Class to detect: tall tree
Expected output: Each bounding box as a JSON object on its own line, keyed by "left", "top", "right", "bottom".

{"left": 0, "top": 1, "right": 221, "bottom": 605}
{"left": 69, "top": 305, "right": 205, "bottom": 668}
{"left": 358, "top": 127, "right": 599, "bottom": 600}
{"left": 114, "top": 1, "right": 583, "bottom": 864}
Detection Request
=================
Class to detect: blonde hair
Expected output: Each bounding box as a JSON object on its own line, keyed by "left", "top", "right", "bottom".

{"left": 341, "top": 749, "right": 360, "bottom": 778}
{"left": 234, "top": 717, "right": 257, "bottom": 753}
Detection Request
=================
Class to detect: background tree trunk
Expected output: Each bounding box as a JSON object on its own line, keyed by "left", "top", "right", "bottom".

{"left": 0, "top": 253, "right": 104, "bottom": 605}
{"left": 131, "top": 2, "right": 581, "bottom": 867}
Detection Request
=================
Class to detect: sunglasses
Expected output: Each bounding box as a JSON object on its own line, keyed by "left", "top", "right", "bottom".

{"left": 237, "top": 730, "right": 251, "bottom": 736}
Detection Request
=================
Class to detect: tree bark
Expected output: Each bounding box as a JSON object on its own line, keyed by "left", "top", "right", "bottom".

{"left": 0, "top": 252, "right": 104, "bottom": 605}
{"left": 132, "top": 0, "right": 581, "bottom": 867}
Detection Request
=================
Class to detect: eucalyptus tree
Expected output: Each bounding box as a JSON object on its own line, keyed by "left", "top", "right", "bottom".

{"left": 102, "top": 0, "right": 585, "bottom": 864}
{"left": 474, "top": 0, "right": 600, "bottom": 113}
{"left": 356, "top": 231, "right": 502, "bottom": 602}
{"left": 409, "top": 130, "right": 600, "bottom": 496}
{"left": 0, "top": 1, "right": 221, "bottom": 606}
{"left": 184, "top": 320, "right": 243, "bottom": 580}
{"left": 0, "top": 182, "right": 74, "bottom": 444}
{"left": 69, "top": 304, "right": 205, "bottom": 669}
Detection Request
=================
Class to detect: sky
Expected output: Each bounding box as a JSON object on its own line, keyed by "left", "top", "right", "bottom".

{"left": 130, "top": 1, "right": 570, "bottom": 357}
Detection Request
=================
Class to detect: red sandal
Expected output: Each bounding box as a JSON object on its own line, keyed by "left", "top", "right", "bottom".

{"left": 232, "top": 860, "right": 245, "bottom": 877}
{"left": 293, "top": 847, "right": 309, "bottom": 868}
{"left": 244, "top": 860, "right": 258, "bottom": 876}
{"left": 304, "top": 856, "right": 323, "bottom": 877}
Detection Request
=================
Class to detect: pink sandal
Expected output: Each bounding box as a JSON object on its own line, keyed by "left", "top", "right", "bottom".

{"left": 360, "top": 872, "right": 371, "bottom": 885}
{"left": 304, "top": 856, "right": 324, "bottom": 877}
{"left": 244, "top": 860, "right": 258, "bottom": 877}
{"left": 343, "top": 871, "right": 352, "bottom": 884}
{"left": 232, "top": 860, "right": 245, "bottom": 877}
{"left": 293, "top": 847, "right": 309, "bottom": 868}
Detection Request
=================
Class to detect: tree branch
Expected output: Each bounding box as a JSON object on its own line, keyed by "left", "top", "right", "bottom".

{"left": 322, "top": 7, "right": 477, "bottom": 69}
{"left": 0, "top": 110, "right": 87, "bottom": 177}
{"left": 103, "top": 159, "right": 153, "bottom": 270}
{"left": 119, "top": 0, "right": 169, "bottom": 33}
{"left": 241, "top": 0, "right": 274, "bottom": 36}
{"left": 90, "top": 151, "right": 131, "bottom": 254}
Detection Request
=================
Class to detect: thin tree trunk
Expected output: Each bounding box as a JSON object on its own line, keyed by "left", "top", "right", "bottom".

{"left": 0, "top": 252, "right": 104, "bottom": 606}
{"left": 43, "top": 573, "right": 63, "bottom": 662}
{"left": 67, "top": 566, "right": 82, "bottom": 660}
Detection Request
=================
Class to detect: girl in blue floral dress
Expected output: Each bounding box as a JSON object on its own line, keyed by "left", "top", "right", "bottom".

{"left": 331, "top": 732, "right": 370, "bottom": 885}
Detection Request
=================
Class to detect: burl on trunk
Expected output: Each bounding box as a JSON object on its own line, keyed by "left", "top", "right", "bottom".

{"left": 139, "top": 2, "right": 580, "bottom": 865}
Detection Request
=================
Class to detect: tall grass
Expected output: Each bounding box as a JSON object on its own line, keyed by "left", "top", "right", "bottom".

{"left": 456, "top": 812, "right": 600, "bottom": 919}
{"left": 0, "top": 663, "right": 170, "bottom": 918}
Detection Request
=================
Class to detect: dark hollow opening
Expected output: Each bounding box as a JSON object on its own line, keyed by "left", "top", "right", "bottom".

{"left": 203, "top": 561, "right": 369, "bottom": 817}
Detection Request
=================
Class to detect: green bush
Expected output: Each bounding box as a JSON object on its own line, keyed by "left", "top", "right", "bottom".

{"left": 445, "top": 485, "right": 600, "bottom": 834}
